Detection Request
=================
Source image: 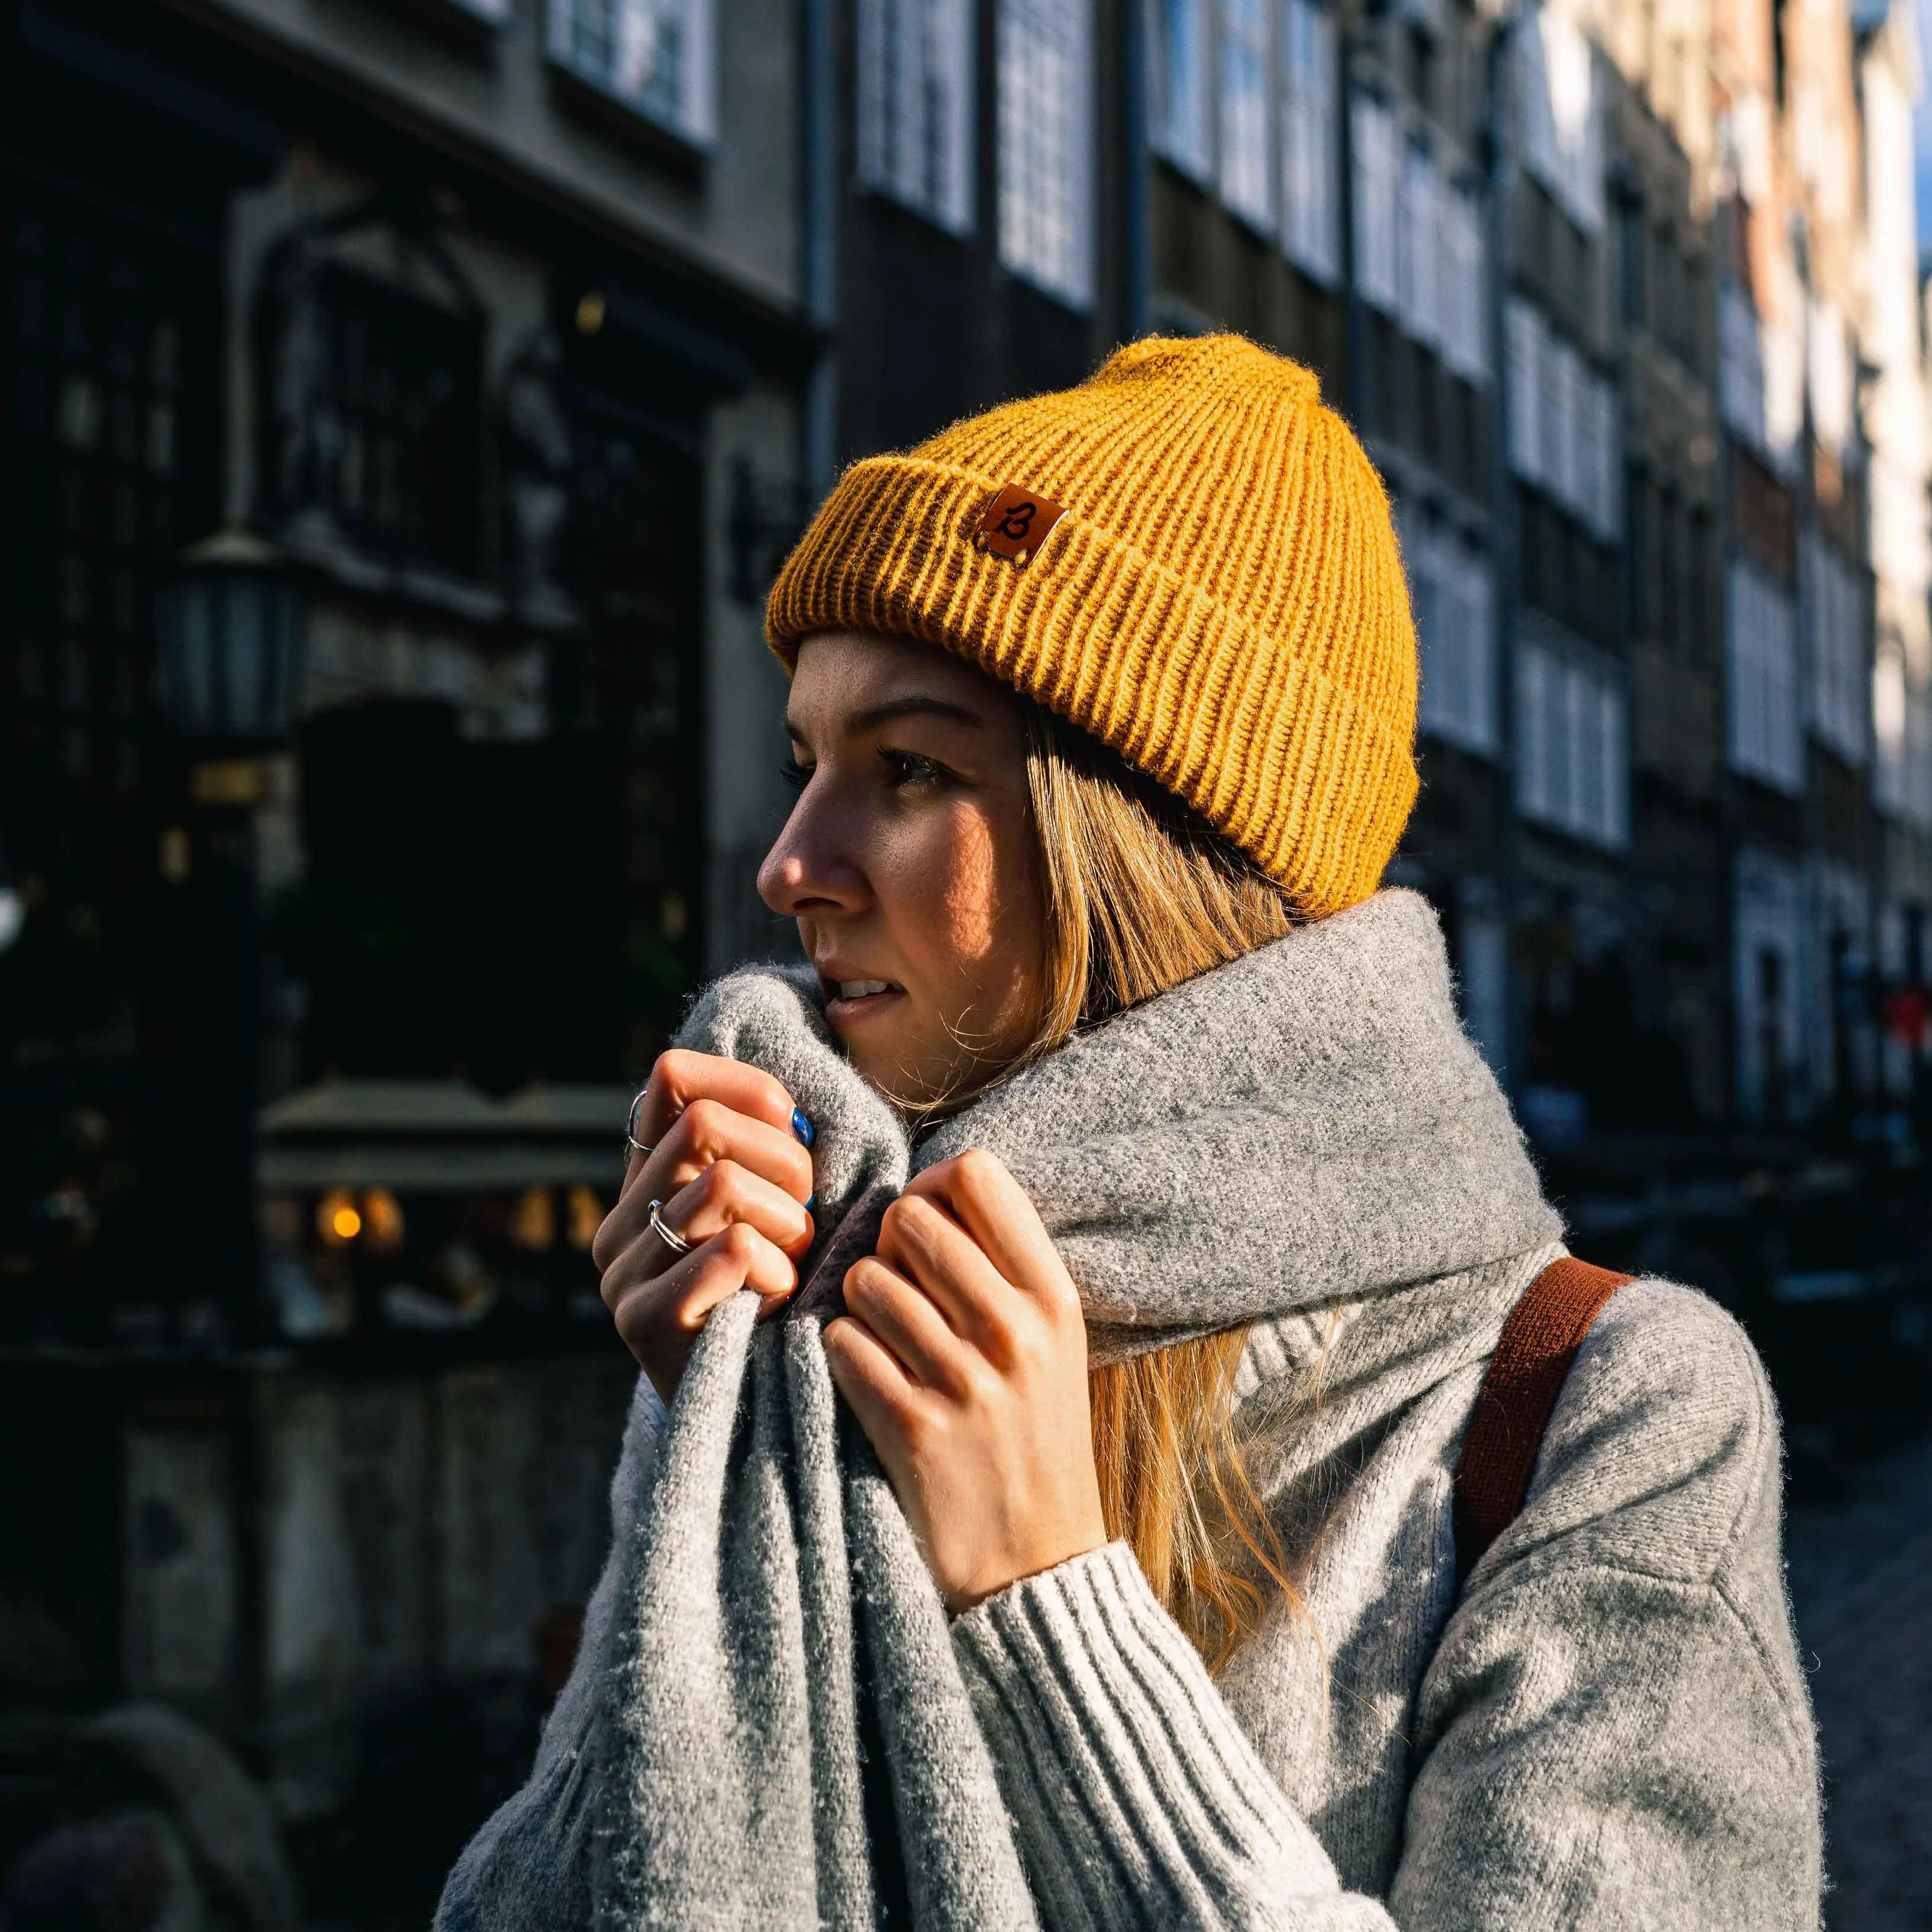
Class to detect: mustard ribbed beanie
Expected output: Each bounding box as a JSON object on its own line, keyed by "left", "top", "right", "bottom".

{"left": 765, "top": 334, "right": 1420, "bottom": 918}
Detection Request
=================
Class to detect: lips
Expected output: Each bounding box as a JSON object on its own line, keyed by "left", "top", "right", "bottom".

{"left": 820, "top": 971, "right": 904, "bottom": 1028}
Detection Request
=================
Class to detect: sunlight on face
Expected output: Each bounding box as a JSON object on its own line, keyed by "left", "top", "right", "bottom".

{"left": 756, "top": 631, "right": 1046, "bottom": 1110}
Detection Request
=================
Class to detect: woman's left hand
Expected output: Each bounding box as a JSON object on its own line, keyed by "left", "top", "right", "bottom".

{"left": 825, "top": 1149, "right": 1108, "bottom": 1612}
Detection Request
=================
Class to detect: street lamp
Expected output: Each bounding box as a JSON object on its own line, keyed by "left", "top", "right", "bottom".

{"left": 153, "top": 528, "right": 307, "bottom": 1342}
{"left": 155, "top": 527, "right": 306, "bottom": 745}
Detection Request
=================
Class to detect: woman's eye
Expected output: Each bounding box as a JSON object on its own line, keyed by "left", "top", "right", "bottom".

{"left": 779, "top": 754, "right": 813, "bottom": 792}
{"left": 881, "top": 749, "right": 948, "bottom": 789}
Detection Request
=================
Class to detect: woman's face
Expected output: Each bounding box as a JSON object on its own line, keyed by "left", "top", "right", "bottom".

{"left": 757, "top": 630, "right": 1046, "bottom": 1108}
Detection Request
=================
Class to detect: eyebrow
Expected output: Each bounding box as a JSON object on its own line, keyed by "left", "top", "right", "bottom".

{"left": 787, "top": 694, "right": 988, "bottom": 738}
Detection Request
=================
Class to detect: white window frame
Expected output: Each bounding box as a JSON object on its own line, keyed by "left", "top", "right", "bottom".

{"left": 1800, "top": 528, "right": 1867, "bottom": 766}
{"left": 857, "top": 0, "right": 978, "bottom": 235}
{"left": 1279, "top": 0, "right": 1340, "bottom": 286}
{"left": 997, "top": 0, "right": 1096, "bottom": 310}
{"left": 547, "top": 0, "right": 718, "bottom": 146}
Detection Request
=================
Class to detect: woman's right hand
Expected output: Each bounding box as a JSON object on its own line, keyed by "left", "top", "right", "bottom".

{"left": 591, "top": 1049, "right": 816, "bottom": 1404}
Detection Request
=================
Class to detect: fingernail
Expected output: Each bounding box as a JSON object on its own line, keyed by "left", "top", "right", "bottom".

{"left": 804, "top": 1194, "right": 816, "bottom": 1215}
{"left": 791, "top": 1108, "right": 815, "bottom": 1149}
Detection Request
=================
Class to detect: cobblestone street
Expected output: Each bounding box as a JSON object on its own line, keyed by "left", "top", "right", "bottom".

{"left": 1787, "top": 1432, "right": 1932, "bottom": 1931}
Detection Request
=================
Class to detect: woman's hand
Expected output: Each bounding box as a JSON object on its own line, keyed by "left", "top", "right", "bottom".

{"left": 825, "top": 1149, "right": 1107, "bottom": 1612}
{"left": 591, "top": 1050, "right": 815, "bottom": 1404}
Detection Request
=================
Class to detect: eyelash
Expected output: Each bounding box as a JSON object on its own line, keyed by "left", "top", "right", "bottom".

{"left": 881, "top": 749, "right": 948, "bottom": 789}
{"left": 779, "top": 750, "right": 953, "bottom": 792}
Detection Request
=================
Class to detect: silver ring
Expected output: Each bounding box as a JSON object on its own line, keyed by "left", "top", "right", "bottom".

{"left": 647, "top": 1198, "right": 692, "bottom": 1258}
{"left": 624, "top": 1088, "right": 654, "bottom": 1163}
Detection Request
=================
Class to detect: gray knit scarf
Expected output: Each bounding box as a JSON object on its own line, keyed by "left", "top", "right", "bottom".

{"left": 434, "top": 889, "right": 1559, "bottom": 1932}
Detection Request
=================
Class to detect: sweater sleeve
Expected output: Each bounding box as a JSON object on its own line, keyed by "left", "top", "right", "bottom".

{"left": 952, "top": 1286, "right": 1821, "bottom": 1932}
{"left": 952, "top": 1543, "right": 1395, "bottom": 1932}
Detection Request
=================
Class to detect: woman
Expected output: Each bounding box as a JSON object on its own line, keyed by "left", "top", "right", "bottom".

{"left": 440, "top": 337, "right": 1821, "bottom": 1930}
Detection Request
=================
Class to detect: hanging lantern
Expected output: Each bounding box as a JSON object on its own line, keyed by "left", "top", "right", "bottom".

{"left": 155, "top": 528, "right": 307, "bottom": 744}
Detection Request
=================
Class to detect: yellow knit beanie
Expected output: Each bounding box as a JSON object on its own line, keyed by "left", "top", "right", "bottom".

{"left": 765, "top": 334, "right": 1419, "bottom": 918}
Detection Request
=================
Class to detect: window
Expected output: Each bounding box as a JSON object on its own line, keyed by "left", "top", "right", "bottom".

{"left": 1280, "top": 0, "right": 1339, "bottom": 285}
{"left": 1440, "top": 185, "right": 1487, "bottom": 383}
{"left": 1457, "top": 901, "right": 1511, "bottom": 1075}
{"left": 1516, "top": 633, "right": 1628, "bottom": 847}
{"left": 1541, "top": 328, "right": 1575, "bottom": 504}
{"left": 1719, "top": 279, "right": 1765, "bottom": 450}
{"left": 1153, "top": 0, "right": 1212, "bottom": 178}
{"left": 1397, "top": 144, "right": 1441, "bottom": 350}
{"left": 1579, "top": 367, "right": 1619, "bottom": 542}
{"left": 1806, "top": 296, "right": 1851, "bottom": 459}
{"left": 1350, "top": 93, "right": 1399, "bottom": 315}
{"left": 262, "top": 263, "right": 485, "bottom": 576}
{"left": 1516, "top": 4, "right": 1602, "bottom": 233}
{"left": 547, "top": 0, "right": 718, "bottom": 144}
{"left": 1220, "top": 0, "right": 1272, "bottom": 229}
{"left": 1733, "top": 849, "right": 1804, "bottom": 1120}
{"left": 1399, "top": 508, "right": 1498, "bottom": 756}
{"left": 997, "top": 0, "right": 1095, "bottom": 308}
{"left": 1506, "top": 297, "right": 1543, "bottom": 482}
{"left": 1800, "top": 528, "right": 1866, "bottom": 765}
{"left": 1727, "top": 557, "right": 1802, "bottom": 792}
{"left": 857, "top": 0, "right": 976, "bottom": 233}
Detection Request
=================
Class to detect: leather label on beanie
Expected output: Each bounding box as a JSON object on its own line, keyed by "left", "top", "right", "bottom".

{"left": 975, "top": 484, "right": 1066, "bottom": 566}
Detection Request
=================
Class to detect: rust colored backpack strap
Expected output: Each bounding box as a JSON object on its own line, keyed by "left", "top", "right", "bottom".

{"left": 1453, "top": 1256, "right": 1634, "bottom": 1586}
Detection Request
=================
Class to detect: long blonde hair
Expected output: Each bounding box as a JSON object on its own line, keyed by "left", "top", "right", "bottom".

{"left": 1022, "top": 710, "right": 1303, "bottom": 1670}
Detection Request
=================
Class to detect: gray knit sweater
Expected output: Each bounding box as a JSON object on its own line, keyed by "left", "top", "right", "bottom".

{"left": 437, "top": 890, "right": 1822, "bottom": 1930}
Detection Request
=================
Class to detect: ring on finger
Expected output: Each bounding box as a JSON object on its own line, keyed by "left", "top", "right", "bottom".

{"left": 647, "top": 1198, "right": 693, "bottom": 1259}
{"left": 624, "top": 1088, "right": 654, "bottom": 1164}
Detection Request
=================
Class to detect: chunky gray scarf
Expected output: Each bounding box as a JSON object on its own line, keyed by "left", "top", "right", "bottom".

{"left": 434, "top": 890, "right": 1559, "bottom": 1932}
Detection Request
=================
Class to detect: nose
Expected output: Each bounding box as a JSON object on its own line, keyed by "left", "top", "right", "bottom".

{"left": 757, "top": 782, "right": 870, "bottom": 920}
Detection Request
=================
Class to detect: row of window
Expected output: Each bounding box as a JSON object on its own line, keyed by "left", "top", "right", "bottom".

{"left": 1504, "top": 299, "right": 1620, "bottom": 543}
{"left": 1351, "top": 99, "right": 1487, "bottom": 384}
{"left": 1152, "top": 0, "right": 1340, "bottom": 286}
{"left": 857, "top": 0, "right": 1095, "bottom": 305}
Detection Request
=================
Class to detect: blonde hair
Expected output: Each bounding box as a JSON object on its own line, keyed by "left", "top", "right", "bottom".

{"left": 1022, "top": 710, "right": 1303, "bottom": 1670}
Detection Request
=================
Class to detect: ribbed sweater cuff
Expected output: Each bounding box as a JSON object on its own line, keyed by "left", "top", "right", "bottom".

{"left": 951, "top": 1543, "right": 1349, "bottom": 1931}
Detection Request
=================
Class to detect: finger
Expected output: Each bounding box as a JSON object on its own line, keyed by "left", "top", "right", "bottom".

{"left": 904, "top": 1150, "right": 1063, "bottom": 1305}
{"left": 823, "top": 1314, "right": 924, "bottom": 1447}
{"left": 623, "top": 1050, "right": 801, "bottom": 1196}
{"left": 873, "top": 1192, "right": 1013, "bottom": 1343}
{"left": 661, "top": 1158, "right": 815, "bottom": 1259}
{"left": 842, "top": 1256, "right": 973, "bottom": 1395}
{"left": 608, "top": 1222, "right": 797, "bottom": 1352}
{"left": 595, "top": 1099, "right": 813, "bottom": 1270}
